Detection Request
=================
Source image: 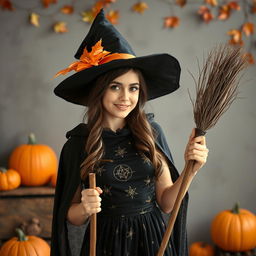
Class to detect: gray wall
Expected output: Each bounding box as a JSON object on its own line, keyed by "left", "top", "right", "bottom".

{"left": 1, "top": 0, "right": 255, "bottom": 246}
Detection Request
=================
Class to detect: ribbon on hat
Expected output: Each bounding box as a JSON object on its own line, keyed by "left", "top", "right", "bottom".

{"left": 54, "top": 39, "right": 135, "bottom": 78}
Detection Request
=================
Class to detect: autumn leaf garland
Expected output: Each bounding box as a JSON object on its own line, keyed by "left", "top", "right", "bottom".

{"left": 1, "top": 0, "right": 255, "bottom": 64}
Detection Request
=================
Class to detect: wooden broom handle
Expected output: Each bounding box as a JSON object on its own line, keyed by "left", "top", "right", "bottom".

{"left": 89, "top": 173, "right": 97, "bottom": 256}
{"left": 157, "top": 128, "right": 206, "bottom": 256}
{"left": 157, "top": 160, "right": 194, "bottom": 256}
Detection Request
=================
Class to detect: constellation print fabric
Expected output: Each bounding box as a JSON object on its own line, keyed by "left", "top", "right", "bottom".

{"left": 81, "top": 126, "right": 176, "bottom": 256}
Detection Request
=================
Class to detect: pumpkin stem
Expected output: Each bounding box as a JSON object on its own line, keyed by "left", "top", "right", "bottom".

{"left": 0, "top": 167, "right": 7, "bottom": 173}
{"left": 15, "top": 228, "right": 28, "bottom": 241}
{"left": 28, "top": 133, "right": 36, "bottom": 145}
{"left": 231, "top": 202, "right": 240, "bottom": 214}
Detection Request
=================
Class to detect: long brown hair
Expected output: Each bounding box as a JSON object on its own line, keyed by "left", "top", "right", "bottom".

{"left": 80, "top": 67, "right": 166, "bottom": 181}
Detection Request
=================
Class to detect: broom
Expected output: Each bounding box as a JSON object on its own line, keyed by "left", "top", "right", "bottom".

{"left": 89, "top": 173, "right": 97, "bottom": 256}
{"left": 157, "top": 44, "right": 248, "bottom": 256}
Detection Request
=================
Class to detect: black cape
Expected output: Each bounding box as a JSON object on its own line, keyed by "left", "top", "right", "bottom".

{"left": 50, "top": 113, "right": 189, "bottom": 256}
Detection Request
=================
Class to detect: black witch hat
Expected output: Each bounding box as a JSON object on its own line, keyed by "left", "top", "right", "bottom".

{"left": 54, "top": 9, "right": 181, "bottom": 106}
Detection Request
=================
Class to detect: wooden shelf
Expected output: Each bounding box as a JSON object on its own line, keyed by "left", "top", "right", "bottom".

{"left": 0, "top": 186, "right": 55, "bottom": 197}
{"left": 0, "top": 186, "right": 55, "bottom": 240}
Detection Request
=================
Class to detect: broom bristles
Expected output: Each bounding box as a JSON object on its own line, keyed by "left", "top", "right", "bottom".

{"left": 189, "top": 44, "right": 248, "bottom": 132}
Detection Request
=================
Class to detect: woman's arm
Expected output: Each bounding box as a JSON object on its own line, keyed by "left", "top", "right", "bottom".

{"left": 155, "top": 128, "right": 208, "bottom": 214}
{"left": 67, "top": 185, "right": 102, "bottom": 226}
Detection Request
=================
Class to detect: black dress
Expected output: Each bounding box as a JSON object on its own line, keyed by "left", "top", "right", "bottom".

{"left": 81, "top": 126, "right": 176, "bottom": 256}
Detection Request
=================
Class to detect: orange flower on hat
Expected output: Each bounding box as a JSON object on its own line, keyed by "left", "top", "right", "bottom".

{"left": 54, "top": 39, "right": 135, "bottom": 78}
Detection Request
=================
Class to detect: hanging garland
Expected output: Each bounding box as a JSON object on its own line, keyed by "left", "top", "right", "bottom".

{"left": 0, "top": 0, "right": 255, "bottom": 64}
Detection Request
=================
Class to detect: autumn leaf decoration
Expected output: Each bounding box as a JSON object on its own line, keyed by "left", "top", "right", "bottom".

{"left": 106, "top": 10, "right": 119, "bottom": 24}
{"left": 0, "top": 0, "right": 14, "bottom": 10}
{"left": 30, "top": 13, "right": 40, "bottom": 27}
{"left": 1, "top": 0, "right": 255, "bottom": 64}
{"left": 164, "top": 16, "right": 180, "bottom": 28}
{"left": 227, "top": 21, "right": 255, "bottom": 64}
{"left": 205, "top": 0, "right": 218, "bottom": 7}
{"left": 54, "top": 40, "right": 134, "bottom": 78}
{"left": 228, "top": 29, "right": 243, "bottom": 45}
{"left": 42, "top": 0, "right": 57, "bottom": 8}
{"left": 81, "top": 0, "right": 118, "bottom": 24}
{"left": 218, "top": 1, "right": 240, "bottom": 20}
{"left": 132, "top": 2, "right": 149, "bottom": 14}
{"left": 53, "top": 22, "right": 68, "bottom": 33}
{"left": 242, "top": 22, "right": 254, "bottom": 36}
{"left": 176, "top": 0, "right": 187, "bottom": 8}
{"left": 60, "top": 5, "right": 74, "bottom": 15}
{"left": 198, "top": 6, "right": 214, "bottom": 23}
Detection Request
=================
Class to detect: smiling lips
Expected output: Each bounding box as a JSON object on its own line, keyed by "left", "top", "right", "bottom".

{"left": 114, "top": 104, "right": 130, "bottom": 111}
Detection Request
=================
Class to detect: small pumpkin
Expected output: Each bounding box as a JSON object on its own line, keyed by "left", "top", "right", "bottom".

{"left": 189, "top": 242, "right": 215, "bottom": 256}
{"left": 211, "top": 203, "right": 256, "bottom": 252}
{"left": 9, "top": 133, "right": 58, "bottom": 186}
{"left": 0, "top": 228, "right": 50, "bottom": 256}
{"left": 0, "top": 167, "right": 21, "bottom": 191}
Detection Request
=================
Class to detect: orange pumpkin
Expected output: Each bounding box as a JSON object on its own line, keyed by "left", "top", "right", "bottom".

{"left": 0, "top": 167, "right": 21, "bottom": 191}
{"left": 189, "top": 242, "right": 215, "bottom": 256}
{"left": 211, "top": 203, "right": 256, "bottom": 252}
{"left": 50, "top": 171, "right": 57, "bottom": 187}
{"left": 9, "top": 133, "right": 58, "bottom": 186}
{"left": 0, "top": 228, "right": 50, "bottom": 256}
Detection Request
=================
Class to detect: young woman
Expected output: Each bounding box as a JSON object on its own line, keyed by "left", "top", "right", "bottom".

{"left": 51, "top": 9, "right": 208, "bottom": 256}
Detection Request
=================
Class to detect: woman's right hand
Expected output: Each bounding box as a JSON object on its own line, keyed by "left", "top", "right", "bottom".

{"left": 81, "top": 187, "right": 103, "bottom": 216}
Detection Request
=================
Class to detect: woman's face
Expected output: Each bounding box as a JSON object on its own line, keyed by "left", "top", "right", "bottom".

{"left": 102, "top": 69, "right": 140, "bottom": 125}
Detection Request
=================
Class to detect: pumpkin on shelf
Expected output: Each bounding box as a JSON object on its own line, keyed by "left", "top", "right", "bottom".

{"left": 0, "top": 228, "right": 50, "bottom": 256}
{"left": 211, "top": 203, "right": 256, "bottom": 252}
{"left": 0, "top": 167, "right": 21, "bottom": 191}
{"left": 189, "top": 241, "right": 215, "bottom": 256}
{"left": 50, "top": 171, "right": 57, "bottom": 187}
{"left": 9, "top": 133, "right": 58, "bottom": 186}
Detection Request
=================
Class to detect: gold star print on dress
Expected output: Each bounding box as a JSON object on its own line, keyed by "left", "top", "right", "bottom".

{"left": 140, "top": 153, "right": 151, "bottom": 165}
{"left": 114, "top": 146, "right": 127, "bottom": 158}
{"left": 125, "top": 186, "right": 138, "bottom": 199}
{"left": 113, "top": 164, "right": 134, "bottom": 181}
{"left": 144, "top": 176, "right": 151, "bottom": 186}
{"left": 95, "top": 166, "right": 106, "bottom": 176}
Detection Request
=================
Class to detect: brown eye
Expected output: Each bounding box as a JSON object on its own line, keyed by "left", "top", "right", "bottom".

{"left": 109, "top": 85, "right": 120, "bottom": 90}
{"left": 130, "top": 86, "right": 139, "bottom": 92}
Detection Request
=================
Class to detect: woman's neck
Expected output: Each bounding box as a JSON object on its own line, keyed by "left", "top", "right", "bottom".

{"left": 102, "top": 118, "right": 126, "bottom": 132}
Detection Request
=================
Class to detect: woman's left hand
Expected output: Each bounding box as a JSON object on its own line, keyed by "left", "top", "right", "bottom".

{"left": 184, "top": 128, "right": 209, "bottom": 175}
